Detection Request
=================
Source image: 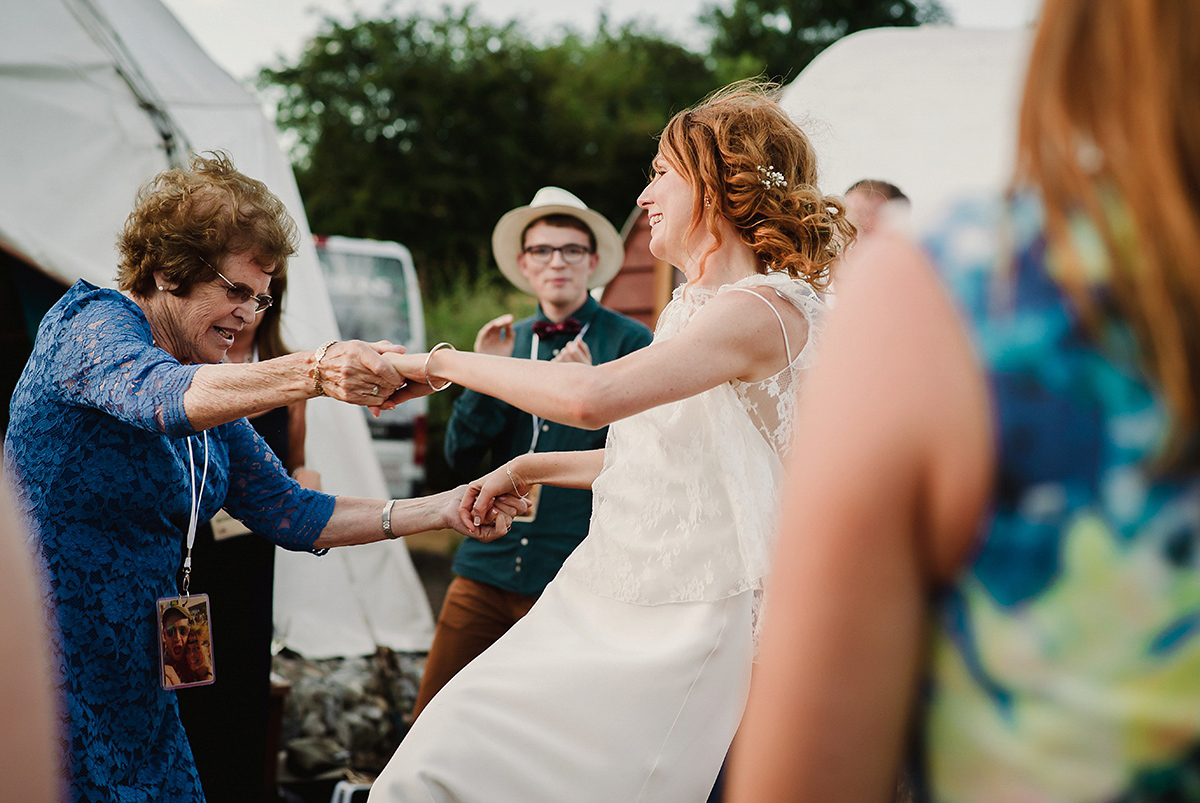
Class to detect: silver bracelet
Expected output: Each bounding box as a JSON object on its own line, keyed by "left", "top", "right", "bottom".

{"left": 423, "top": 341, "right": 456, "bottom": 392}
{"left": 505, "top": 463, "right": 531, "bottom": 502}
{"left": 382, "top": 498, "right": 397, "bottom": 539}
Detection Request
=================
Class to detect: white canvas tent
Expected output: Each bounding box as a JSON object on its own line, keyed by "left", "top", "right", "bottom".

{"left": 0, "top": 0, "right": 434, "bottom": 657}
{"left": 781, "top": 25, "right": 1035, "bottom": 230}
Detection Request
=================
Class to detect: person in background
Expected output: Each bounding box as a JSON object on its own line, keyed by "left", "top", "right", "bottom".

{"left": 728, "top": 1, "right": 1200, "bottom": 801}
{"left": 3, "top": 151, "right": 518, "bottom": 802}
{"left": 369, "top": 80, "right": 846, "bottom": 801}
{"left": 176, "top": 272, "right": 321, "bottom": 802}
{"left": 161, "top": 603, "right": 191, "bottom": 687}
{"left": 181, "top": 625, "right": 214, "bottom": 685}
{"left": 413, "top": 187, "right": 652, "bottom": 719}
{"left": 842, "top": 178, "right": 909, "bottom": 237}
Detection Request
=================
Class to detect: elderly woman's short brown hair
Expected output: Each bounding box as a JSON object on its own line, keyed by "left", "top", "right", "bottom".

{"left": 116, "top": 151, "right": 299, "bottom": 297}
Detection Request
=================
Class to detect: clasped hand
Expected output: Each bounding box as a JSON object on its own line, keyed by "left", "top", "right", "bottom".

{"left": 370, "top": 350, "right": 445, "bottom": 411}
{"left": 451, "top": 483, "right": 528, "bottom": 543}
{"left": 315, "top": 340, "right": 407, "bottom": 409}
{"left": 458, "top": 463, "right": 533, "bottom": 542}
{"left": 316, "top": 340, "right": 440, "bottom": 415}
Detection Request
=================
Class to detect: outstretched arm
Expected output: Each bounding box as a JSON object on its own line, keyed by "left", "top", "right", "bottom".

{"left": 226, "top": 416, "right": 526, "bottom": 549}
{"left": 726, "top": 233, "right": 992, "bottom": 802}
{"left": 187, "top": 339, "right": 405, "bottom": 431}
{"left": 382, "top": 290, "right": 806, "bottom": 430}
{"left": 314, "top": 486, "right": 528, "bottom": 549}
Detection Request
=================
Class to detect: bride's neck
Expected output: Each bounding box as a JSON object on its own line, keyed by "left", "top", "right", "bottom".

{"left": 684, "top": 239, "right": 762, "bottom": 290}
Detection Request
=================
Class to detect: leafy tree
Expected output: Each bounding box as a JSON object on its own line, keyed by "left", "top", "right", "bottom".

{"left": 704, "top": 0, "right": 951, "bottom": 83}
{"left": 527, "top": 26, "right": 717, "bottom": 234}
{"left": 261, "top": 9, "right": 716, "bottom": 295}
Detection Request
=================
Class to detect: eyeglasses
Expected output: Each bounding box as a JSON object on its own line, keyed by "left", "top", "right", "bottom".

{"left": 164, "top": 624, "right": 189, "bottom": 637}
{"left": 522, "top": 244, "right": 593, "bottom": 265}
{"left": 211, "top": 267, "right": 273, "bottom": 313}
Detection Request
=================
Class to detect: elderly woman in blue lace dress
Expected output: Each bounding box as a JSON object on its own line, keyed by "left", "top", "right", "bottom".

{"left": 3, "top": 152, "right": 515, "bottom": 801}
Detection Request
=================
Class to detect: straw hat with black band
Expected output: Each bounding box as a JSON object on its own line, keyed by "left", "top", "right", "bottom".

{"left": 491, "top": 187, "right": 624, "bottom": 295}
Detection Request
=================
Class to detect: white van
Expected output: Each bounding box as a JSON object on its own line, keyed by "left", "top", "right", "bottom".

{"left": 313, "top": 235, "right": 427, "bottom": 498}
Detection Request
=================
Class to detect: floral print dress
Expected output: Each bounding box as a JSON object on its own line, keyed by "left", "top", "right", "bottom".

{"left": 916, "top": 195, "right": 1200, "bottom": 802}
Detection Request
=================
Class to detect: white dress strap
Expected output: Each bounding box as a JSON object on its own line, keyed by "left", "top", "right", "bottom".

{"left": 725, "top": 286, "right": 792, "bottom": 363}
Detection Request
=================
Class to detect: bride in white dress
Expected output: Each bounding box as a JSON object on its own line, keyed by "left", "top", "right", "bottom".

{"left": 370, "top": 82, "right": 854, "bottom": 802}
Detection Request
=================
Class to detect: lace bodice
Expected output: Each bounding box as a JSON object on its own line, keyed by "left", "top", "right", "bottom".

{"left": 560, "top": 272, "right": 824, "bottom": 607}
{"left": 726, "top": 280, "right": 822, "bottom": 465}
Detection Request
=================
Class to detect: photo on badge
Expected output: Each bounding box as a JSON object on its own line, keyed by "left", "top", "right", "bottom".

{"left": 157, "top": 594, "right": 215, "bottom": 690}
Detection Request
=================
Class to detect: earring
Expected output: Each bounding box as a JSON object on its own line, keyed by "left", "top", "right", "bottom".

{"left": 157, "top": 285, "right": 165, "bottom": 291}
{"left": 704, "top": 197, "right": 712, "bottom": 208}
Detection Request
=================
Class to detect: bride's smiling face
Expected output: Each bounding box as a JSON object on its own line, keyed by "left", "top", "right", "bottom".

{"left": 637, "top": 150, "right": 701, "bottom": 267}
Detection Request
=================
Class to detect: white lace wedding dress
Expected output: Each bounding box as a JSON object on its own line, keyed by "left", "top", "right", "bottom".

{"left": 369, "top": 273, "right": 825, "bottom": 803}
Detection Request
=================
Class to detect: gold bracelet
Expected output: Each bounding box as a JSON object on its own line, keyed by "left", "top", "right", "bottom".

{"left": 423, "top": 342, "right": 456, "bottom": 392}
{"left": 505, "top": 463, "right": 531, "bottom": 502}
{"left": 311, "top": 340, "right": 336, "bottom": 397}
{"left": 382, "top": 498, "right": 397, "bottom": 539}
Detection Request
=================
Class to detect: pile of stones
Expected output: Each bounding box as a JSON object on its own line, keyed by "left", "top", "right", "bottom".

{"left": 273, "top": 647, "right": 425, "bottom": 777}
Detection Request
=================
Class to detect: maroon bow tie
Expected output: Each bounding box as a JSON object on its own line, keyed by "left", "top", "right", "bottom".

{"left": 532, "top": 318, "right": 582, "bottom": 339}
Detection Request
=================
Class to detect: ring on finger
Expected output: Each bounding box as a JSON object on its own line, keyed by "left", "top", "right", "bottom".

{"left": 370, "top": 384, "right": 379, "bottom": 396}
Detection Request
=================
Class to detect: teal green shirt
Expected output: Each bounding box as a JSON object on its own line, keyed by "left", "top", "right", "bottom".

{"left": 444, "top": 296, "right": 653, "bottom": 595}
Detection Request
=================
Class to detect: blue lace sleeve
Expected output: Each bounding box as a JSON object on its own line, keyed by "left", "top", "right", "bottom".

{"left": 220, "top": 418, "right": 335, "bottom": 552}
{"left": 48, "top": 285, "right": 200, "bottom": 437}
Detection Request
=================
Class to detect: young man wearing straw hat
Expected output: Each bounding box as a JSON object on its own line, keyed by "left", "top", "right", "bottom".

{"left": 413, "top": 187, "right": 652, "bottom": 718}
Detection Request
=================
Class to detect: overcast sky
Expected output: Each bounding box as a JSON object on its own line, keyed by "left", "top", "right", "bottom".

{"left": 161, "top": 0, "right": 1042, "bottom": 82}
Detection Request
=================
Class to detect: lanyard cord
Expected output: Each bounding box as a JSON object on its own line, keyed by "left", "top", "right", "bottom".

{"left": 181, "top": 430, "right": 210, "bottom": 598}
{"left": 527, "top": 322, "right": 590, "bottom": 454}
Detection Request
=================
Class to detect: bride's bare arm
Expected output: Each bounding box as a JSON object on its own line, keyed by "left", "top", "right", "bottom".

{"left": 460, "top": 450, "right": 605, "bottom": 530}
{"left": 510, "top": 450, "right": 605, "bottom": 491}
{"left": 186, "top": 340, "right": 404, "bottom": 430}
{"left": 383, "top": 291, "right": 805, "bottom": 430}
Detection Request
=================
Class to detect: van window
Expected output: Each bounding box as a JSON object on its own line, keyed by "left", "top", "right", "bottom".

{"left": 314, "top": 236, "right": 427, "bottom": 498}
{"left": 316, "top": 250, "right": 414, "bottom": 346}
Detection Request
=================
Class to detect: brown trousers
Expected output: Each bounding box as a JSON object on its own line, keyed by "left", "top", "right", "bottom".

{"left": 411, "top": 575, "right": 539, "bottom": 720}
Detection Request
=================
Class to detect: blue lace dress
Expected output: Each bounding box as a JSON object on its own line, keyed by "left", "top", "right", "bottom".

{"left": 5, "top": 280, "right": 335, "bottom": 802}
{"left": 915, "top": 195, "right": 1200, "bottom": 801}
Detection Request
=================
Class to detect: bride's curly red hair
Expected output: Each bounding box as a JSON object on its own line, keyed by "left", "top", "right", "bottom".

{"left": 658, "top": 80, "right": 854, "bottom": 290}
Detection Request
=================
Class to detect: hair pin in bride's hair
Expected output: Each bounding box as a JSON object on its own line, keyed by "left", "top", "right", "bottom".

{"left": 757, "top": 165, "right": 787, "bottom": 190}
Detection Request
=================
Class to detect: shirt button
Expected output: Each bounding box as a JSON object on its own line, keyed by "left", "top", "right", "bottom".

{"left": 520, "top": 538, "right": 529, "bottom": 546}
{"left": 552, "top": 348, "right": 560, "bottom": 356}
{"left": 515, "top": 565, "right": 522, "bottom": 572}
{"left": 515, "top": 556, "right": 522, "bottom": 564}
{"left": 541, "top": 424, "right": 549, "bottom": 432}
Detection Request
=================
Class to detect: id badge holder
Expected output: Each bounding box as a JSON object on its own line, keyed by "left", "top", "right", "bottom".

{"left": 157, "top": 593, "right": 215, "bottom": 690}
{"left": 160, "top": 431, "right": 215, "bottom": 690}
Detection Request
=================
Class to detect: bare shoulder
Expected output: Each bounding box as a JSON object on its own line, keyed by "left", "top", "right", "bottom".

{"left": 685, "top": 284, "right": 809, "bottom": 376}
{"left": 694, "top": 280, "right": 812, "bottom": 335}
{"left": 821, "top": 230, "right": 993, "bottom": 580}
